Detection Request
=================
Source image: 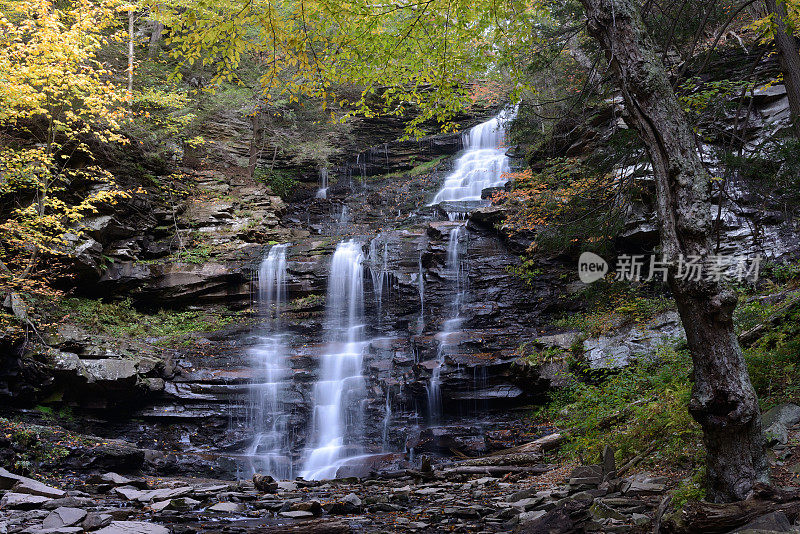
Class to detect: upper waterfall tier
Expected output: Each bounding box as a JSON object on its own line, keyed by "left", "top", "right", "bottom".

{"left": 430, "top": 109, "right": 515, "bottom": 204}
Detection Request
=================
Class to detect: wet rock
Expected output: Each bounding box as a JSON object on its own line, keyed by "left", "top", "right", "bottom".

{"left": 279, "top": 510, "right": 314, "bottom": 519}
{"left": 82, "top": 513, "right": 113, "bottom": 530}
{"left": 0, "top": 468, "right": 65, "bottom": 498}
{"left": 253, "top": 474, "right": 278, "bottom": 493}
{"left": 326, "top": 493, "right": 362, "bottom": 515}
{"left": 0, "top": 493, "right": 52, "bottom": 509}
{"left": 95, "top": 521, "right": 169, "bottom": 534}
{"left": 207, "top": 502, "right": 245, "bottom": 513}
{"left": 42, "top": 508, "right": 87, "bottom": 529}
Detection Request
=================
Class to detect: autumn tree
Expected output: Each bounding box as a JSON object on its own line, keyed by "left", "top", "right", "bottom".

{"left": 0, "top": 0, "right": 131, "bottom": 281}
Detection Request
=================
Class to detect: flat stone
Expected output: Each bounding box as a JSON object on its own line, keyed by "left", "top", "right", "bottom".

{"left": 137, "top": 486, "right": 193, "bottom": 503}
{"left": 279, "top": 510, "right": 314, "bottom": 519}
{"left": 0, "top": 492, "right": 53, "bottom": 509}
{"left": 95, "top": 521, "right": 169, "bottom": 534}
{"left": 518, "top": 510, "right": 547, "bottom": 523}
{"left": 208, "top": 502, "right": 245, "bottom": 513}
{"left": 23, "top": 527, "right": 83, "bottom": 534}
{"left": 113, "top": 486, "right": 144, "bottom": 501}
{"left": 42, "top": 508, "right": 87, "bottom": 528}
{"left": 625, "top": 481, "right": 666, "bottom": 496}
{"left": 276, "top": 481, "right": 298, "bottom": 492}
{"left": 414, "top": 487, "right": 442, "bottom": 495}
{"left": 0, "top": 469, "right": 65, "bottom": 499}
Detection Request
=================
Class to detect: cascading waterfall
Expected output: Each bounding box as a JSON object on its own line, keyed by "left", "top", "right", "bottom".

{"left": 247, "top": 243, "right": 293, "bottom": 479}
{"left": 426, "top": 225, "right": 466, "bottom": 421}
{"left": 368, "top": 234, "right": 389, "bottom": 316}
{"left": 430, "top": 109, "right": 516, "bottom": 204}
{"left": 300, "top": 241, "right": 368, "bottom": 480}
{"left": 315, "top": 168, "right": 329, "bottom": 199}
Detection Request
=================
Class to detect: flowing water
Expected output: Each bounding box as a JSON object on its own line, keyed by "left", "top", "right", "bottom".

{"left": 300, "top": 241, "right": 368, "bottom": 480}
{"left": 431, "top": 110, "right": 515, "bottom": 204}
{"left": 426, "top": 225, "right": 466, "bottom": 421}
{"left": 246, "top": 244, "right": 293, "bottom": 479}
{"left": 315, "top": 167, "right": 329, "bottom": 199}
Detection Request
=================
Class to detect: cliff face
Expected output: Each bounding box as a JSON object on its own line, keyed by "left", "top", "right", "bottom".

{"left": 2, "top": 62, "right": 799, "bottom": 481}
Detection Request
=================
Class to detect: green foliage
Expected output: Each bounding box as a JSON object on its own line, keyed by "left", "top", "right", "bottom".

{"left": 722, "top": 137, "right": 800, "bottom": 216}
{"left": 382, "top": 156, "right": 446, "bottom": 180}
{"left": 543, "top": 345, "right": 703, "bottom": 470}
{"left": 743, "top": 301, "right": 800, "bottom": 408}
{"left": 554, "top": 282, "right": 674, "bottom": 337}
{"left": 176, "top": 243, "right": 215, "bottom": 264}
{"left": 506, "top": 256, "right": 543, "bottom": 287}
{"left": 58, "top": 297, "right": 241, "bottom": 345}
{"left": 671, "top": 470, "right": 707, "bottom": 508}
{"left": 254, "top": 168, "right": 299, "bottom": 200}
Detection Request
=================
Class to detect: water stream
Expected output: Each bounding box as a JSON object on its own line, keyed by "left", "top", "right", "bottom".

{"left": 300, "top": 241, "right": 368, "bottom": 480}
{"left": 246, "top": 244, "right": 293, "bottom": 479}
{"left": 430, "top": 109, "right": 515, "bottom": 204}
{"left": 426, "top": 225, "right": 466, "bottom": 421}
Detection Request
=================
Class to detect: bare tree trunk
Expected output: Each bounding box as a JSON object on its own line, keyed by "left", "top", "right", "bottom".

{"left": 148, "top": 20, "right": 164, "bottom": 58}
{"left": 765, "top": 0, "right": 800, "bottom": 137}
{"left": 579, "top": 0, "right": 768, "bottom": 503}
{"left": 128, "top": 9, "right": 135, "bottom": 104}
{"left": 249, "top": 112, "right": 263, "bottom": 179}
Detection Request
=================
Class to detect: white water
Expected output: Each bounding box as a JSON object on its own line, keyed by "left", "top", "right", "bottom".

{"left": 368, "top": 234, "right": 389, "bottom": 316}
{"left": 300, "top": 241, "right": 368, "bottom": 480}
{"left": 315, "top": 168, "right": 329, "bottom": 199}
{"left": 426, "top": 225, "right": 466, "bottom": 421}
{"left": 430, "top": 110, "right": 515, "bottom": 204}
{"left": 247, "top": 244, "right": 293, "bottom": 479}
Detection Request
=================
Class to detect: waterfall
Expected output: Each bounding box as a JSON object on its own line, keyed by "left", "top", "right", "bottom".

{"left": 300, "top": 240, "right": 368, "bottom": 480}
{"left": 368, "top": 234, "right": 389, "bottom": 316}
{"left": 315, "top": 167, "right": 329, "bottom": 199}
{"left": 247, "top": 244, "right": 293, "bottom": 479}
{"left": 417, "top": 253, "right": 425, "bottom": 319}
{"left": 430, "top": 109, "right": 515, "bottom": 204}
{"left": 426, "top": 225, "right": 466, "bottom": 421}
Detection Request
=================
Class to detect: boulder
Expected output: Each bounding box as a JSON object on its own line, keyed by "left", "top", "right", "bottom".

{"left": 762, "top": 404, "right": 800, "bottom": 429}
{"left": 42, "top": 508, "right": 87, "bottom": 529}
{"left": 730, "top": 511, "right": 792, "bottom": 533}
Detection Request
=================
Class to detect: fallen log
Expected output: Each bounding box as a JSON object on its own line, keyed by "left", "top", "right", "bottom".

{"left": 439, "top": 464, "right": 556, "bottom": 477}
{"left": 263, "top": 520, "right": 351, "bottom": 534}
{"left": 661, "top": 484, "right": 800, "bottom": 534}
{"left": 488, "top": 432, "right": 563, "bottom": 457}
{"left": 455, "top": 452, "right": 543, "bottom": 467}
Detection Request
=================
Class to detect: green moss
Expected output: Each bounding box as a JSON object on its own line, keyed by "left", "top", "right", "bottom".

{"left": 380, "top": 155, "right": 447, "bottom": 180}
{"left": 57, "top": 298, "right": 245, "bottom": 346}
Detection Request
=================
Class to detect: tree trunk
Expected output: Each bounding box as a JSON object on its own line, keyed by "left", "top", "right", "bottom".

{"left": 249, "top": 112, "right": 263, "bottom": 180}
{"left": 128, "top": 9, "right": 135, "bottom": 103}
{"left": 765, "top": 0, "right": 800, "bottom": 137}
{"left": 579, "top": 0, "right": 768, "bottom": 503}
{"left": 148, "top": 20, "right": 164, "bottom": 58}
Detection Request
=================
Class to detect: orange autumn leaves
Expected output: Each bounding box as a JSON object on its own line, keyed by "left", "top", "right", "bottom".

{"left": 491, "top": 157, "right": 620, "bottom": 250}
